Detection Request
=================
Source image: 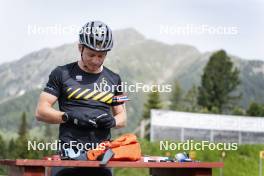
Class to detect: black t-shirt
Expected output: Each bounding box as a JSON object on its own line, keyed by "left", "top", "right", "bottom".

{"left": 43, "top": 61, "right": 123, "bottom": 147}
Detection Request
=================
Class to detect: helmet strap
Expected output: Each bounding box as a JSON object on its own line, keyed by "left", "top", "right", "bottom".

{"left": 80, "top": 46, "right": 87, "bottom": 68}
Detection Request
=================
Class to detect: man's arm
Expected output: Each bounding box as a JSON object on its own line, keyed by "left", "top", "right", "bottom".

{"left": 111, "top": 104, "right": 127, "bottom": 128}
{"left": 35, "top": 92, "right": 64, "bottom": 124}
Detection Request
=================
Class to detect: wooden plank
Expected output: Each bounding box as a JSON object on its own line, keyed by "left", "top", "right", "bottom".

{"left": 0, "top": 159, "right": 224, "bottom": 168}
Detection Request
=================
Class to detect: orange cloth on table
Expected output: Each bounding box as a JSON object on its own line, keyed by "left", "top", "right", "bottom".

{"left": 87, "top": 133, "right": 141, "bottom": 161}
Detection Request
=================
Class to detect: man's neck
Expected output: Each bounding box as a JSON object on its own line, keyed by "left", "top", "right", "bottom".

{"left": 77, "top": 60, "right": 103, "bottom": 74}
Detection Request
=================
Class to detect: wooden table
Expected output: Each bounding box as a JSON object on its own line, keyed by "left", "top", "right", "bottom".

{"left": 0, "top": 159, "right": 223, "bottom": 176}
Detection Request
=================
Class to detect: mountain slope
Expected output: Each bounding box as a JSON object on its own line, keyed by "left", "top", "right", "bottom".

{"left": 0, "top": 28, "right": 264, "bottom": 132}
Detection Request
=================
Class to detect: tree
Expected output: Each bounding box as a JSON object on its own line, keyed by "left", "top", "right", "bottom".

{"left": 143, "top": 87, "right": 163, "bottom": 120}
{"left": 18, "top": 112, "right": 28, "bottom": 137}
{"left": 8, "top": 138, "right": 16, "bottom": 159}
{"left": 246, "top": 102, "right": 264, "bottom": 117}
{"left": 16, "top": 112, "right": 30, "bottom": 158}
{"left": 169, "top": 82, "right": 183, "bottom": 111}
{"left": 232, "top": 106, "right": 246, "bottom": 116}
{"left": 198, "top": 50, "right": 240, "bottom": 113}
{"left": 142, "top": 86, "right": 163, "bottom": 140}
{"left": 183, "top": 85, "right": 199, "bottom": 112}
{"left": 0, "top": 134, "right": 6, "bottom": 159}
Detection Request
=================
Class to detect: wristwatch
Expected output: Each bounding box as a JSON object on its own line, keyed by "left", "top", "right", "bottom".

{"left": 62, "top": 112, "right": 69, "bottom": 123}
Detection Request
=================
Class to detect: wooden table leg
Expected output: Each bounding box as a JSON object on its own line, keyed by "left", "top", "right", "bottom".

{"left": 8, "top": 166, "right": 45, "bottom": 176}
{"left": 150, "top": 168, "right": 212, "bottom": 176}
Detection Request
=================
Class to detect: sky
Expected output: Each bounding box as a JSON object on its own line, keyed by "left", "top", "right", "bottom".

{"left": 0, "top": 0, "right": 263, "bottom": 64}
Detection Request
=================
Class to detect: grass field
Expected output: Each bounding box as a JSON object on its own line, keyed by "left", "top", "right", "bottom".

{"left": 115, "top": 139, "right": 264, "bottom": 176}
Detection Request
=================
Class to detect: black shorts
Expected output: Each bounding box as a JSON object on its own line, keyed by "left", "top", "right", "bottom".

{"left": 51, "top": 167, "right": 113, "bottom": 176}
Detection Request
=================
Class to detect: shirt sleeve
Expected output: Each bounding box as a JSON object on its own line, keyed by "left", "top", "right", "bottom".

{"left": 43, "top": 67, "right": 62, "bottom": 97}
{"left": 111, "top": 75, "right": 124, "bottom": 106}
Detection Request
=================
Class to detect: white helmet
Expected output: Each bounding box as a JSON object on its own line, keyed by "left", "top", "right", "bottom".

{"left": 79, "top": 21, "right": 113, "bottom": 51}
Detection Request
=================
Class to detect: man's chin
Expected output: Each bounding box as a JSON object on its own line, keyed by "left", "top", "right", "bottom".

{"left": 86, "top": 65, "right": 101, "bottom": 73}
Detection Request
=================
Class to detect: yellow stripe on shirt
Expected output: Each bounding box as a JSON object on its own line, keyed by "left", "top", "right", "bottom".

{"left": 75, "top": 89, "right": 90, "bottom": 99}
{"left": 100, "top": 93, "right": 114, "bottom": 103}
{"left": 83, "top": 90, "right": 98, "bottom": 99}
{"left": 67, "top": 88, "right": 81, "bottom": 99}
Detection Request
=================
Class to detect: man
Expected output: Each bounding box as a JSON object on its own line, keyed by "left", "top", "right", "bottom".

{"left": 35, "top": 20, "right": 127, "bottom": 175}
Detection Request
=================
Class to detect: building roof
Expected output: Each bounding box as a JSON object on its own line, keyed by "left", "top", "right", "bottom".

{"left": 151, "top": 110, "right": 264, "bottom": 133}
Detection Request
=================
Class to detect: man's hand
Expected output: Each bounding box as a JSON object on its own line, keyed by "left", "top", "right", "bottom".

{"left": 65, "top": 111, "right": 97, "bottom": 128}
{"left": 64, "top": 112, "right": 116, "bottom": 129}
{"left": 95, "top": 114, "right": 116, "bottom": 129}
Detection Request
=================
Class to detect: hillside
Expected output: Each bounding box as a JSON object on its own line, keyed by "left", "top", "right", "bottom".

{"left": 0, "top": 28, "right": 264, "bottom": 133}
